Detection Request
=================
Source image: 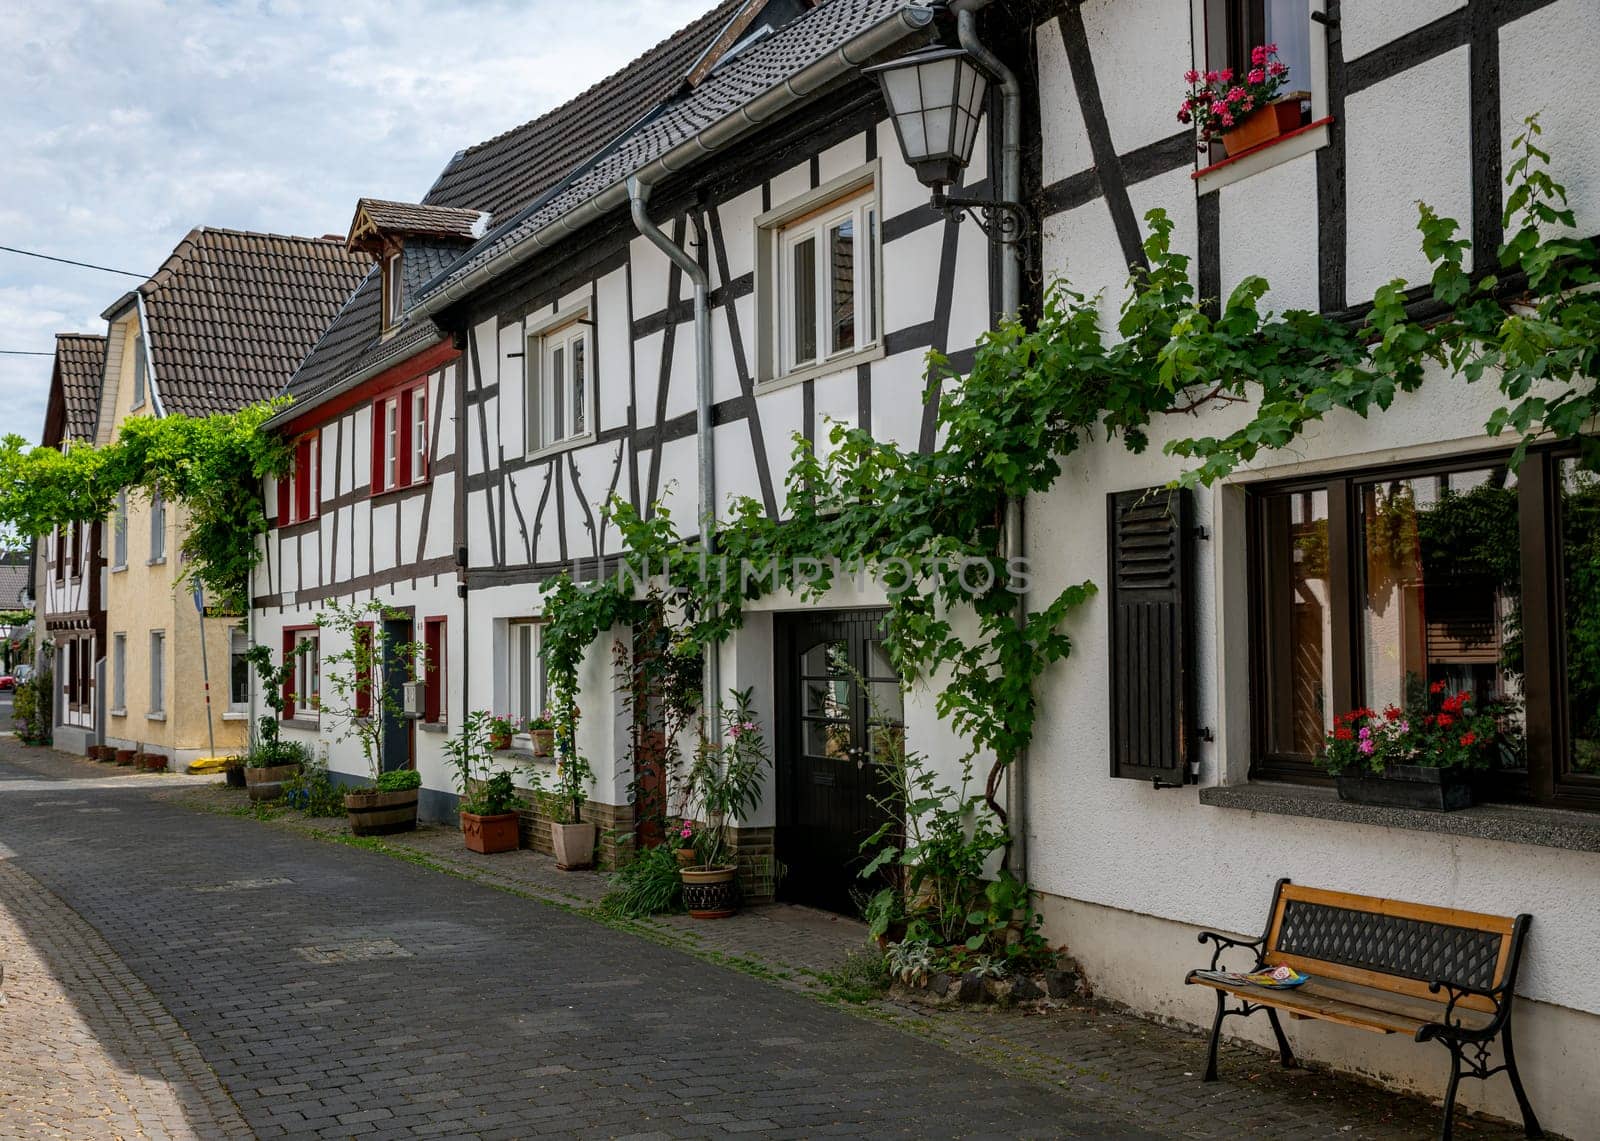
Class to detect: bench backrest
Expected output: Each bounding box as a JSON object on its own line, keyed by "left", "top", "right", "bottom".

{"left": 1261, "top": 882, "right": 1526, "bottom": 1014}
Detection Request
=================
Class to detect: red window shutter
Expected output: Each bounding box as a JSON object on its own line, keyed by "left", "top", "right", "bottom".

{"left": 281, "top": 630, "right": 296, "bottom": 720}
{"left": 295, "top": 438, "right": 312, "bottom": 521}
{"left": 370, "top": 401, "right": 384, "bottom": 494}
{"left": 277, "top": 468, "right": 291, "bottom": 523}
{"left": 423, "top": 619, "right": 444, "bottom": 723}
{"left": 355, "top": 625, "right": 373, "bottom": 718}
{"left": 398, "top": 391, "right": 413, "bottom": 487}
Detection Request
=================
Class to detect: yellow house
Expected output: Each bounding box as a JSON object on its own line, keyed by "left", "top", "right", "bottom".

{"left": 94, "top": 228, "right": 368, "bottom": 768}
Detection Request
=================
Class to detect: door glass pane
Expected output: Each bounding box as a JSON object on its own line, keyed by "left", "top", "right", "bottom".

{"left": 791, "top": 236, "right": 817, "bottom": 365}
{"left": 799, "top": 638, "right": 848, "bottom": 680}
{"left": 571, "top": 335, "right": 586, "bottom": 437}
{"left": 1260, "top": 489, "right": 1331, "bottom": 758}
{"left": 828, "top": 219, "right": 855, "bottom": 354}
{"left": 804, "top": 717, "right": 853, "bottom": 758}
{"left": 805, "top": 676, "right": 851, "bottom": 719}
{"left": 1558, "top": 459, "right": 1600, "bottom": 776}
{"left": 1358, "top": 467, "right": 1525, "bottom": 766}
{"left": 550, "top": 345, "right": 565, "bottom": 446}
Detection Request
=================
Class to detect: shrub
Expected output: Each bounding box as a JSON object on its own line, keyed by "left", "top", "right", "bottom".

{"left": 245, "top": 738, "right": 310, "bottom": 768}
{"left": 600, "top": 845, "right": 683, "bottom": 918}
{"left": 280, "top": 757, "right": 346, "bottom": 817}
{"left": 462, "top": 770, "right": 521, "bottom": 817}
{"left": 375, "top": 768, "right": 422, "bottom": 792}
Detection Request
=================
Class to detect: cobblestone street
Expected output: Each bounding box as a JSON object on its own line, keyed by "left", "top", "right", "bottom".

{"left": 0, "top": 739, "right": 1542, "bottom": 1139}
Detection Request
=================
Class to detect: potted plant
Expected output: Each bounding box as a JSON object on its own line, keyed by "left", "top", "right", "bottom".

{"left": 316, "top": 600, "right": 427, "bottom": 836}
{"left": 446, "top": 710, "right": 525, "bottom": 854}
{"left": 673, "top": 820, "right": 698, "bottom": 867}
{"left": 540, "top": 748, "right": 597, "bottom": 870}
{"left": 486, "top": 713, "right": 518, "bottom": 751}
{"left": 241, "top": 641, "right": 311, "bottom": 802}
{"left": 679, "top": 688, "right": 770, "bottom": 919}
{"left": 527, "top": 711, "right": 555, "bottom": 758}
{"left": 1319, "top": 684, "right": 1504, "bottom": 811}
{"left": 1178, "top": 44, "right": 1298, "bottom": 157}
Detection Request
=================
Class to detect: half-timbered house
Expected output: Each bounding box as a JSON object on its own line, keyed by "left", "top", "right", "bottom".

{"left": 35, "top": 333, "right": 108, "bottom": 753}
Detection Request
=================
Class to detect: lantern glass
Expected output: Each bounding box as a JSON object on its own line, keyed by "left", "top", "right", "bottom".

{"left": 865, "top": 46, "right": 991, "bottom": 189}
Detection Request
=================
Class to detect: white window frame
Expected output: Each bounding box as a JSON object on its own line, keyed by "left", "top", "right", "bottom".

{"left": 149, "top": 491, "right": 166, "bottom": 563}
{"left": 507, "top": 620, "right": 548, "bottom": 731}
{"left": 148, "top": 630, "right": 165, "bottom": 716}
{"left": 111, "top": 632, "right": 127, "bottom": 714}
{"left": 411, "top": 385, "right": 428, "bottom": 483}
{"left": 131, "top": 333, "right": 146, "bottom": 409}
{"left": 228, "top": 627, "right": 249, "bottom": 713}
{"left": 525, "top": 308, "right": 594, "bottom": 457}
{"left": 757, "top": 165, "right": 883, "bottom": 387}
{"left": 384, "top": 397, "right": 400, "bottom": 490}
{"left": 294, "top": 631, "right": 321, "bottom": 717}
{"left": 384, "top": 253, "right": 403, "bottom": 329}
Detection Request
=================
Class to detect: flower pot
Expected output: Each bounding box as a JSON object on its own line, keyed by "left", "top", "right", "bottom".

{"left": 489, "top": 730, "right": 513, "bottom": 751}
{"left": 115, "top": 748, "right": 135, "bottom": 766}
{"left": 681, "top": 864, "right": 739, "bottom": 919}
{"left": 137, "top": 752, "right": 168, "bottom": 772}
{"left": 530, "top": 729, "right": 555, "bottom": 758}
{"left": 551, "top": 821, "right": 596, "bottom": 870}
{"left": 674, "top": 847, "right": 697, "bottom": 867}
{"left": 244, "top": 762, "right": 302, "bottom": 803}
{"left": 462, "top": 811, "right": 520, "bottom": 854}
{"left": 344, "top": 789, "right": 419, "bottom": 836}
{"left": 1335, "top": 764, "right": 1475, "bottom": 812}
{"left": 1222, "top": 98, "right": 1302, "bottom": 156}
{"left": 91, "top": 745, "right": 116, "bottom": 762}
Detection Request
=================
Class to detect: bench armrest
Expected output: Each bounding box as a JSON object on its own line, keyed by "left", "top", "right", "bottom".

{"left": 1196, "top": 930, "right": 1266, "bottom": 972}
{"left": 1417, "top": 978, "right": 1511, "bottom": 1042}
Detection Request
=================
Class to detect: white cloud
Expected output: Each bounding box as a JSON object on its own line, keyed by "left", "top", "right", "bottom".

{"left": 0, "top": 0, "right": 711, "bottom": 444}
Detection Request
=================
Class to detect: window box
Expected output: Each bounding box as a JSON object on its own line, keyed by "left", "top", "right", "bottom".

{"left": 1221, "top": 98, "right": 1302, "bottom": 156}
{"left": 1334, "top": 764, "right": 1475, "bottom": 812}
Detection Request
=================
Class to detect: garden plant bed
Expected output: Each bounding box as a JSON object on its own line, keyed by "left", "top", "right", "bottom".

{"left": 890, "top": 960, "right": 1089, "bottom": 1008}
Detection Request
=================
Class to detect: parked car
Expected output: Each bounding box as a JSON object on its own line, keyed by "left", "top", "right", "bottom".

{"left": 0, "top": 675, "right": 15, "bottom": 692}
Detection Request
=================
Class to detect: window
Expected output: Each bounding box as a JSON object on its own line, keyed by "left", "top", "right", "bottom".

{"left": 112, "top": 490, "right": 128, "bottom": 568}
{"left": 354, "top": 624, "right": 374, "bottom": 718}
{"left": 291, "top": 434, "right": 319, "bottom": 523}
{"left": 508, "top": 620, "right": 547, "bottom": 727}
{"left": 762, "top": 182, "right": 880, "bottom": 382}
{"left": 149, "top": 630, "right": 165, "bottom": 715}
{"left": 149, "top": 491, "right": 166, "bottom": 562}
{"left": 70, "top": 521, "right": 82, "bottom": 578}
{"left": 228, "top": 627, "right": 249, "bottom": 712}
{"left": 384, "top": 253, "right": 403, "bottom": 329}
{"left": 370, "top": 381, "right": 428, "bottom": 494}
{"left": 1204, "top": 0, "right": 1312, "bottom": 98}
{"left": 53, "top": 526, "right": 64, "bottom": 582}
{"left": 131, "top": 333, "right": 146, "bottom": 407}
{"left": 1250, "top": 449, "right": 1600, "bottom": 809}
{"left": 111, "top": 633, "right": 126, "bottom": 712}
{"left": 282, "top": 629, "right": 319, "bottom": 720}
{"left": 527, "top": 317, "right": 591, "bottom": 452}
{"left": 422, "top": 617, "right": 446, "bottom": 724}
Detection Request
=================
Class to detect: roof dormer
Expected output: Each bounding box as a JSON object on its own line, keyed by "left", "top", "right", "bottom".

{"left": 345, "top": 198, "right": 489, "bottom": 331}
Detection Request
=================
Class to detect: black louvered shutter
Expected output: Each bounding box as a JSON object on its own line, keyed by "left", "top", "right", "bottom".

{"left": 1107, "top": 486, "right": 1195, "bottom": 785}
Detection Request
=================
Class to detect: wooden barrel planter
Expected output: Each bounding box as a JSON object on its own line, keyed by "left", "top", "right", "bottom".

{"left": 115, "top": 748, "right": 136, "bottom": 766}
{"left": 224, "top": 763, "right": 247, "bottom": 789}
{"left": 345, "top": 789, "right": 419, "bottom": 836}
{"left": 680, "top": 865, "right": 739, "bottom": 919}
{"left": 461, "top": 811, "right": 519, "bottom": 854}
{"left": 244, "top": 762, "right": 302, "bottom": 803}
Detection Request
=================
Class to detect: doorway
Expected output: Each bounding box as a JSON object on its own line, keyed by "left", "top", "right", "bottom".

{"left": 381, "top": 617, "right": 415, "bottom": 773}
{"left": 774, "top": 609, "right": 902, "bottom": 914}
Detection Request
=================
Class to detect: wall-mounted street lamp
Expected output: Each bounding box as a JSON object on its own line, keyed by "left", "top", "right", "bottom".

{"left": 864, "top": 44, "right": 1030, "bottom": 252}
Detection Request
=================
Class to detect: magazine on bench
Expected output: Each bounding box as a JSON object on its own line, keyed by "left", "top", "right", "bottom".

{"left": 1193, "top": 965, "right": 1309, "bottom": 989}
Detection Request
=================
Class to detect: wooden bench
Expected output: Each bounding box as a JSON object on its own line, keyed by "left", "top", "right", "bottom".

{"left": 1186, "top": 879, "right": 1540, "bottom": 1140}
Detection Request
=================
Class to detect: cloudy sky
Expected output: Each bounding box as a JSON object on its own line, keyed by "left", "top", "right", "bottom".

{"left": 0, "top": 0, "right": 711, "bottom": 445}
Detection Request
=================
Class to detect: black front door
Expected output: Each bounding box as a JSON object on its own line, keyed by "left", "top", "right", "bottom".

{"left": 381, "top": 618, "right": 415, "bottom": 773}
{"left": 775, "top": 609, "right": 903, "bottom": 913}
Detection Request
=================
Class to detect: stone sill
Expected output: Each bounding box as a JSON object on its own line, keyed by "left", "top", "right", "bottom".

{"left": 418, "top": 721, "right": 447, "bottom": 734}
{"left": 281, "top": 717, "right": 320, "bottom": 731}
{"left": 1200, "top": 782, "right": 1600, "bottom": 854}
{"left": 1193, "top": 116, "right": 1332, "bottom": 195}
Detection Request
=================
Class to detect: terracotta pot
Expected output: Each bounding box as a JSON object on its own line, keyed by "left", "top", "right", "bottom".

{"left": 244, "top": 762, "right": 302, "bottom": 803}
{"left": 115, "top": 748, "right": 135, "bottom": 766}
{"left": 489, "top": 730, "right": 513, "bottom": 751}
{"left": 530, "top": 728, "right": 555, "bottom": 758}
{"left": 137, "top": 753, "right": 168, "bottom": 772}
{"left": 551, "top": 821, "right": 596, "bottom": 870}
{"left": 674, "top": 847, "right": 698, "bottom": 867}
{"left": 461, "top": 811, "right": 520, "bottom": 854}
{"left": 344, "top": 789, "right": 419, "bottom": 836}
{"left": 1222, "top": 98, "right": 1303, "bottom": 156}
{"left": 681, "top": 864, "right": 739, "bottom": 919}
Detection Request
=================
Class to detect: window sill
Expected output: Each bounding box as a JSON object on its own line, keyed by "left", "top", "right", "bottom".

{"left": 147, "top": 557, "right": 167, "bottom": 567}
{"left": 759, "top": 342, "right": 885, "bottom": 393}
{"left": 369, "top": 480, "right": 428, "bottom": 502}
{"left": 1199, "top": 781, "right": 1600, "bottom": 855}
{"left": 419, "top": 720, "right": 447, "bottom": 734}
{"left": 109, "top": 708, "right": 127, "bottom": 718}
{"left": 525, "top": 433, "right": 597, "bottom": 464}
{"left": 221, "top": 711, "right": 248, "bottom": 722}
{"left": 1193, "top": 116, "right": 1332, "bottom": 195}
{"left": 281, "top": 717, "right": 320, "bottom": 731}
{"left": 110, "top": 564, "right": 127, "bottom": 574}
{"left": 146, "top": 712, "right": 167, "bottom": 722}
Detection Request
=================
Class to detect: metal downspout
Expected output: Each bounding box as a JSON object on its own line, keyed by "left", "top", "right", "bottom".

{"left": 627, "top": 177, "right": 721, "bottom": 743}
{"left": 958, "top": 8, "right": 1028, "bottom": 883}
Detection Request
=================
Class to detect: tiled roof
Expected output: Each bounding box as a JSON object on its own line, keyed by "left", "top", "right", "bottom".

{"left": 53, "top": 333, "right": 107, "bottom": 443}
{"left": 0, "top": 562, "right": 27, "bottom": 609}
{"left": 351, "top": 198, "right": 486, "bottom": 243}
{"left": 421, "top": 0, "right": 749, "bottom": 219}
{"left": 419, "top": 0, "right": 920, "bottom": 301}
{"left": 138, "top": 228, "right": 370, "bottom": 417}
{"left": 289, "top": 0, "right": 753, "bottom": 405}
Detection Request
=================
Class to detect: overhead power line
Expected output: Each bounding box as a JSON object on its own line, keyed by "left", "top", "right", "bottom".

{"left": 0, "top": 243, "right": 146, "bottom": 279}
{"left": 0, "top": 349, "right": 55, "bottom": 356}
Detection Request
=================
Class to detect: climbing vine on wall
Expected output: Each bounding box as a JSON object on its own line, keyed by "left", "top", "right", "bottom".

{"left": 0, "top": 401, "right": 290, "bottom": 613}
{"left": 536, "top": 116, "right": 1599, "bottom": 836}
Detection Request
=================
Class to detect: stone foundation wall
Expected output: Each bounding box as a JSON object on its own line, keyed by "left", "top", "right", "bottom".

{"left": 513, "top": 795, "right": 635, "bottom": 871}
{"left": 727, "top": 825, "right": 777, "bottom": 905}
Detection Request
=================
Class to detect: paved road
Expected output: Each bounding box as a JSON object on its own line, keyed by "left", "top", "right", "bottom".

{"left": 0, "top": 746, "right": 1159, "bottom": 1140}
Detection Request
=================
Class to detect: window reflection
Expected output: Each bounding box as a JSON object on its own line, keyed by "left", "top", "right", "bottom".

{"left": 1261, "top": 489, "right": 1330, "bottom": 758}
{"left": 1559, "top": 459, "right": 1600, "bottom": 775}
